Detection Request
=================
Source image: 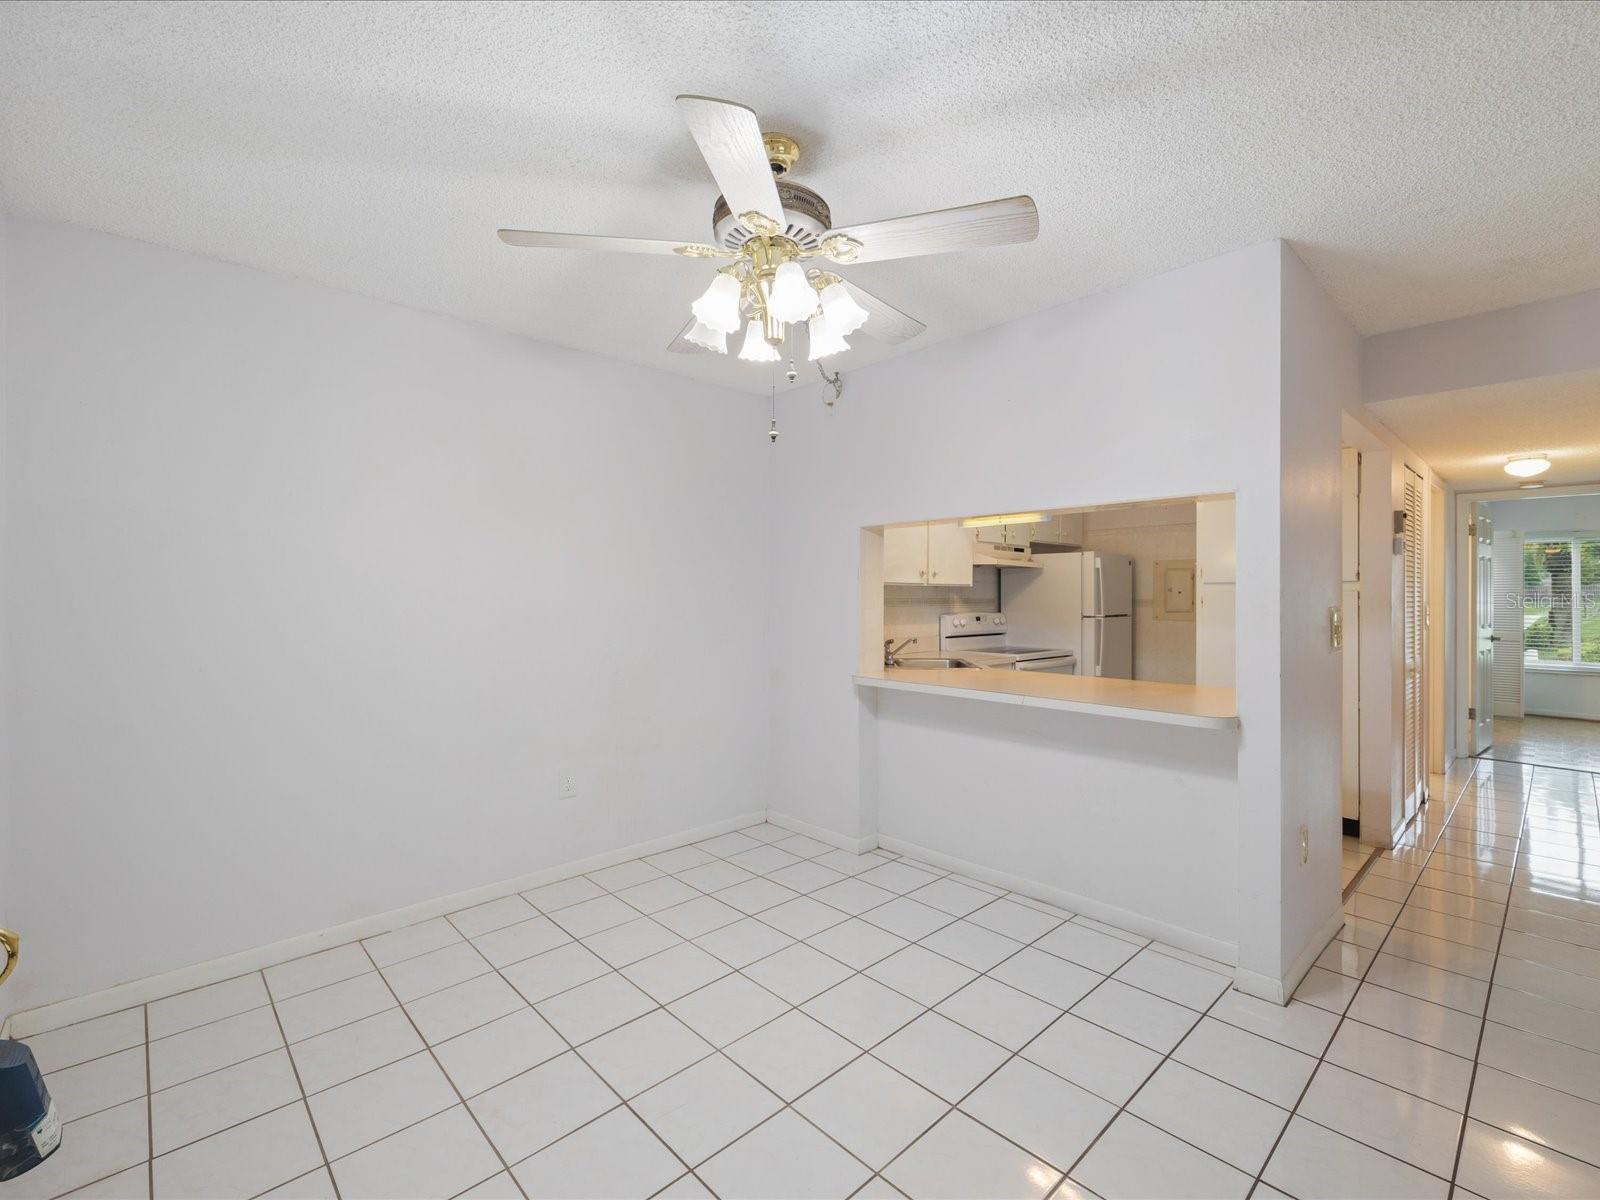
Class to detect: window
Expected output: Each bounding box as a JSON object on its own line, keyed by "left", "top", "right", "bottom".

{"left": 1523, "top": 536, "right": 1600, "bottom": 667}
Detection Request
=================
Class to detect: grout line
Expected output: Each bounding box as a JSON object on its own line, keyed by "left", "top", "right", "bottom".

{"left": 354, "top": 940, "right": 534, "bottom": 1200}
{"left": 261, "top": 968, "right": 343, "bottom": 1200}
{"left": 144, "top": 1004, "right": 154, "bottom": 1200}
{"left": 58, "top": 799, "right": 1600, "bottom": 1198}
{"left": 68, "top": 839, "right": 1231, "bottom": 1200}
{"left": 1243, "top": 763, "right": 1485, "bottom": 1196}
{"left": 1444, "top": 762, "right": 1535, "bottom": 1196}
{"left": 1040, "top": 984, "right": 1233, "bottom": 1197}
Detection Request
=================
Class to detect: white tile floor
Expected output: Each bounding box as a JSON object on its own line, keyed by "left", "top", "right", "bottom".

{"left": 11, "top": 759, "right": 1600, "bottom": 1199}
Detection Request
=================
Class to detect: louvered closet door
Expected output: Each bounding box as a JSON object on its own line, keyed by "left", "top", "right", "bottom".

{"left": 1403, "top": 471, "right": 1424, "bottom": 816}
{"left": 1492, "top": 530, "right": 1525, "bottom": 717}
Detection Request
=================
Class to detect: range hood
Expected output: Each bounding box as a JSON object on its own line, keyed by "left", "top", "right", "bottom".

{"left": 973, "top": 542, "right": 1036, "bottom": 566}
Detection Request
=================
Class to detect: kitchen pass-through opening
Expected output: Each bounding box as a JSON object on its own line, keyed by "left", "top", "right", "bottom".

{"left": 864, "top": 493, "right": 1237, "bottom": 720}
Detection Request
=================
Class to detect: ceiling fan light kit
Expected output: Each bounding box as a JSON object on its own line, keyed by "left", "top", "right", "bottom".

{"left": 691, "top": 272, "right": 743, "bottom": 333}
{"left": 738, "top": 319, "right": 781, "bottom": 363}
{"left": 497, "top": 93, "right": 1039, "bottom": 390}
{"left": 685, "top": 320, "right": 727, "bottom": 354}
{"left": 807, "top": 311, "right": 849, "bottom": 361}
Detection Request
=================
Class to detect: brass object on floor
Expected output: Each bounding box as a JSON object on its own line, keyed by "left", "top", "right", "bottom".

{"left": 0, "top": 929, "right": 18, "bottom": 989}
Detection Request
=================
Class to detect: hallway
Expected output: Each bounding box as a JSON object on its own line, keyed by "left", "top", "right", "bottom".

{"left": 1483, "top": 716, "right": 1600, "bottom": 774}
{"left": 1299, "top": 754, "right": 1600, "bottom": 1196}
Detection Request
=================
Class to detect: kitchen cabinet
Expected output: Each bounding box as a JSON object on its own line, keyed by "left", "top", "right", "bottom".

{"left": 884, "top": 521, "right": 974, "bottom": 587}
{"left": 1196, "top": 497, "right": 1236, "bottom": 585}
{"left": 1025, "top": 513, "right": 1085, "bottom": 546}
{"left": 974, "top": 514, "right": 1078, "bottom": 548}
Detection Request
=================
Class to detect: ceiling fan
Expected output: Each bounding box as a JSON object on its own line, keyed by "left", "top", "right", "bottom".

{"left": 498, "top": 95, "right": 1039, "bottom": 368}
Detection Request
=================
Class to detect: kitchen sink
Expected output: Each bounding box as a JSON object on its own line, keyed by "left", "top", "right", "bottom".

{"left": 892, "top": 657, "right": 978, "bottom": 669}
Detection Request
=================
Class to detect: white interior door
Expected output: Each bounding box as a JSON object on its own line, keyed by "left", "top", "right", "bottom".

{"left": 1341, "top": 448, "right": 1361, "bottom": 826}
{"left": 1472, "top": 507, "right": 1495, "bottom": 754}
{"left": 1491, "top": 530, "right": 1525, "bottom": 718}
{"left": 1428, "top": 481, "right": 1447, "bottom": 774}
{"left": 1402, "top": 469, "right": 1424, "bottom": 818}
{"left": 1341, "top": 579, "right": 1361, "bottom": 824}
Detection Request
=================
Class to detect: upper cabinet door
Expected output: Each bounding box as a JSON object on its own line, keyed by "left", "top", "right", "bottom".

{"left": 884, "top": 524, "right": 930, "bottom": 584}
{"left": 1196, "top": 497, "right": 1237, "bottom": 585}
{"left": 926, "top": 522, "right": 975, "bottom": 587}
{"left": 1053, "top": 513, "right": 1086, "bottom": 545}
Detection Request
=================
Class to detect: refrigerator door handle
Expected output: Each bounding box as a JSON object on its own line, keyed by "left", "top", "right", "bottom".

{"left": 1096, "top": 620, "right": 1104, "bottom": 675}
{"left": 1094, "top": 558, "right": 1103, "bottom": 617}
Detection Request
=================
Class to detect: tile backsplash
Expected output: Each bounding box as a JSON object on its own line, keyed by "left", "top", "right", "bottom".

{"left": 883, "top": 566, "right": 1000, "bottom": 655}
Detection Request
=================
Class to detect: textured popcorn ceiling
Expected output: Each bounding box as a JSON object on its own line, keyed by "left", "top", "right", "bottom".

{"left": 1368, "top": 369, "right": 1600, "bottom": 491}
{"left": 3, "top": 1, "right": 1599, "bottom": 393}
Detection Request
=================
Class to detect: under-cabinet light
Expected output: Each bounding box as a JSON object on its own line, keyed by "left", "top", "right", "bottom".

{"left": 960, "top": 512, "right": 1048, "bottom": 529}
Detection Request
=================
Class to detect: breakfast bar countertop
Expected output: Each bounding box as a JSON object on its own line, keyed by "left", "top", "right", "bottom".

{"left": 854, "top": 665, "right": 1240, "bottom": 730}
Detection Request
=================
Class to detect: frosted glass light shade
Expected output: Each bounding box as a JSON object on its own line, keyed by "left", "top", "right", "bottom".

{"left": 738, "top": 319, "right": 780, "bottom": 363}
{"left": 767, "top": 262, "right": 818, "bottom": 324}
{"left": 807, "top": 311, "right": 849, "bottom": 360}
{"left": 686, "top": 321, "right": 727, "bottom": 354}
{"left": 819, "top": 281, "right": 869, "bottom": 336}
{"left": 1504, "top": 454, "right": 1550, "bottom": 478}
{"left": 691, "top": 273, "right": 743, "bottom": 334}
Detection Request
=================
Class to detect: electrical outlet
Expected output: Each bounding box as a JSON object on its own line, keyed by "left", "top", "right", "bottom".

{"left": 559, "top": 770, "right": 577, "bottom": 800}
{"left": 1299, "top": 824, "right": 1309, "bottom": 865}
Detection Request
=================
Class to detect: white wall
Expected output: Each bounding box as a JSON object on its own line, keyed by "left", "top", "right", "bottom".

{"left": 1274, "top": 247, "right": 1352, "bottom": 973}
{"left": 0, "top": 219, "right": 773, "bottom": 1016}
{"left": 771, "top": 240, "right": 1348, "bottom": 991}
{"left": 1363, "top": 287, "right": 1600, "bottom": 404}
{"left": 1488, "top": 493, "right": 1600, "bottom": 536}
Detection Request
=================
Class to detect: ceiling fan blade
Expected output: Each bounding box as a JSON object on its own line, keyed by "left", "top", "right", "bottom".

{"left": 841, "top": 281, "right": 926, "bottom": 345}
{"left": 498, "top": 229, "right": 723, "bottom": 256}
{"left": 829, "top": 195, "right": 1039, "bottom": 264}
{"left": 675, "top": 95, "right": 783, "bottom": 226}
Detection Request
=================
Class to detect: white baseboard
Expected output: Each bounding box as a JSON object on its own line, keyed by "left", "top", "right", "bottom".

{"left": 1525, "top": 707, "right": 1600, "bottom": 722}
{"left": 5, "top": 809, "right": 766, "bottom": 1040}
{"left": 764, "top": 810, "right": 878, "bottom": 855}
{"left": 1234, "top": 905, "right": 1345, "bottom": 1005}
{"left": 875, "top": 833, "right": 1237, "bottom": 967}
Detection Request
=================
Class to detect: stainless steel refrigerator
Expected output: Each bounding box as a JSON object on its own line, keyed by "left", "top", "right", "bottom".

{"left": 1002, "top": 551, "right": 1134, "bottom": 678}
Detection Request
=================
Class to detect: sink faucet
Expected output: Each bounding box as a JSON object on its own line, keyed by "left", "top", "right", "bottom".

{"left": 884, "top": 636, "right": 918, "bottom": 666}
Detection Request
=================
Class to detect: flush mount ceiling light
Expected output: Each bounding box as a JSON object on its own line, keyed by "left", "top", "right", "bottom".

{"left": 497, "top": 95, "right": 1039, "bottom": 370}
{"left": 1504, "top": 454, "right": 1551, "bottom": 478}
{"left": 961, "top": 512, "right": 1048, "bottom": 528}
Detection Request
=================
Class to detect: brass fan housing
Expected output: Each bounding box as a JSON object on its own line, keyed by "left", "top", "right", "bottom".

{"left": 762, "top": 133, "right": 800, "bottom": 175}
{"left": 712, "top": 179, "right": 832, "bottom": 252}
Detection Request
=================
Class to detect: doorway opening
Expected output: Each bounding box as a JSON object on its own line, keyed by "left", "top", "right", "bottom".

{"left": 1465, "top": 486, "right": 1600, "bottom": 771}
